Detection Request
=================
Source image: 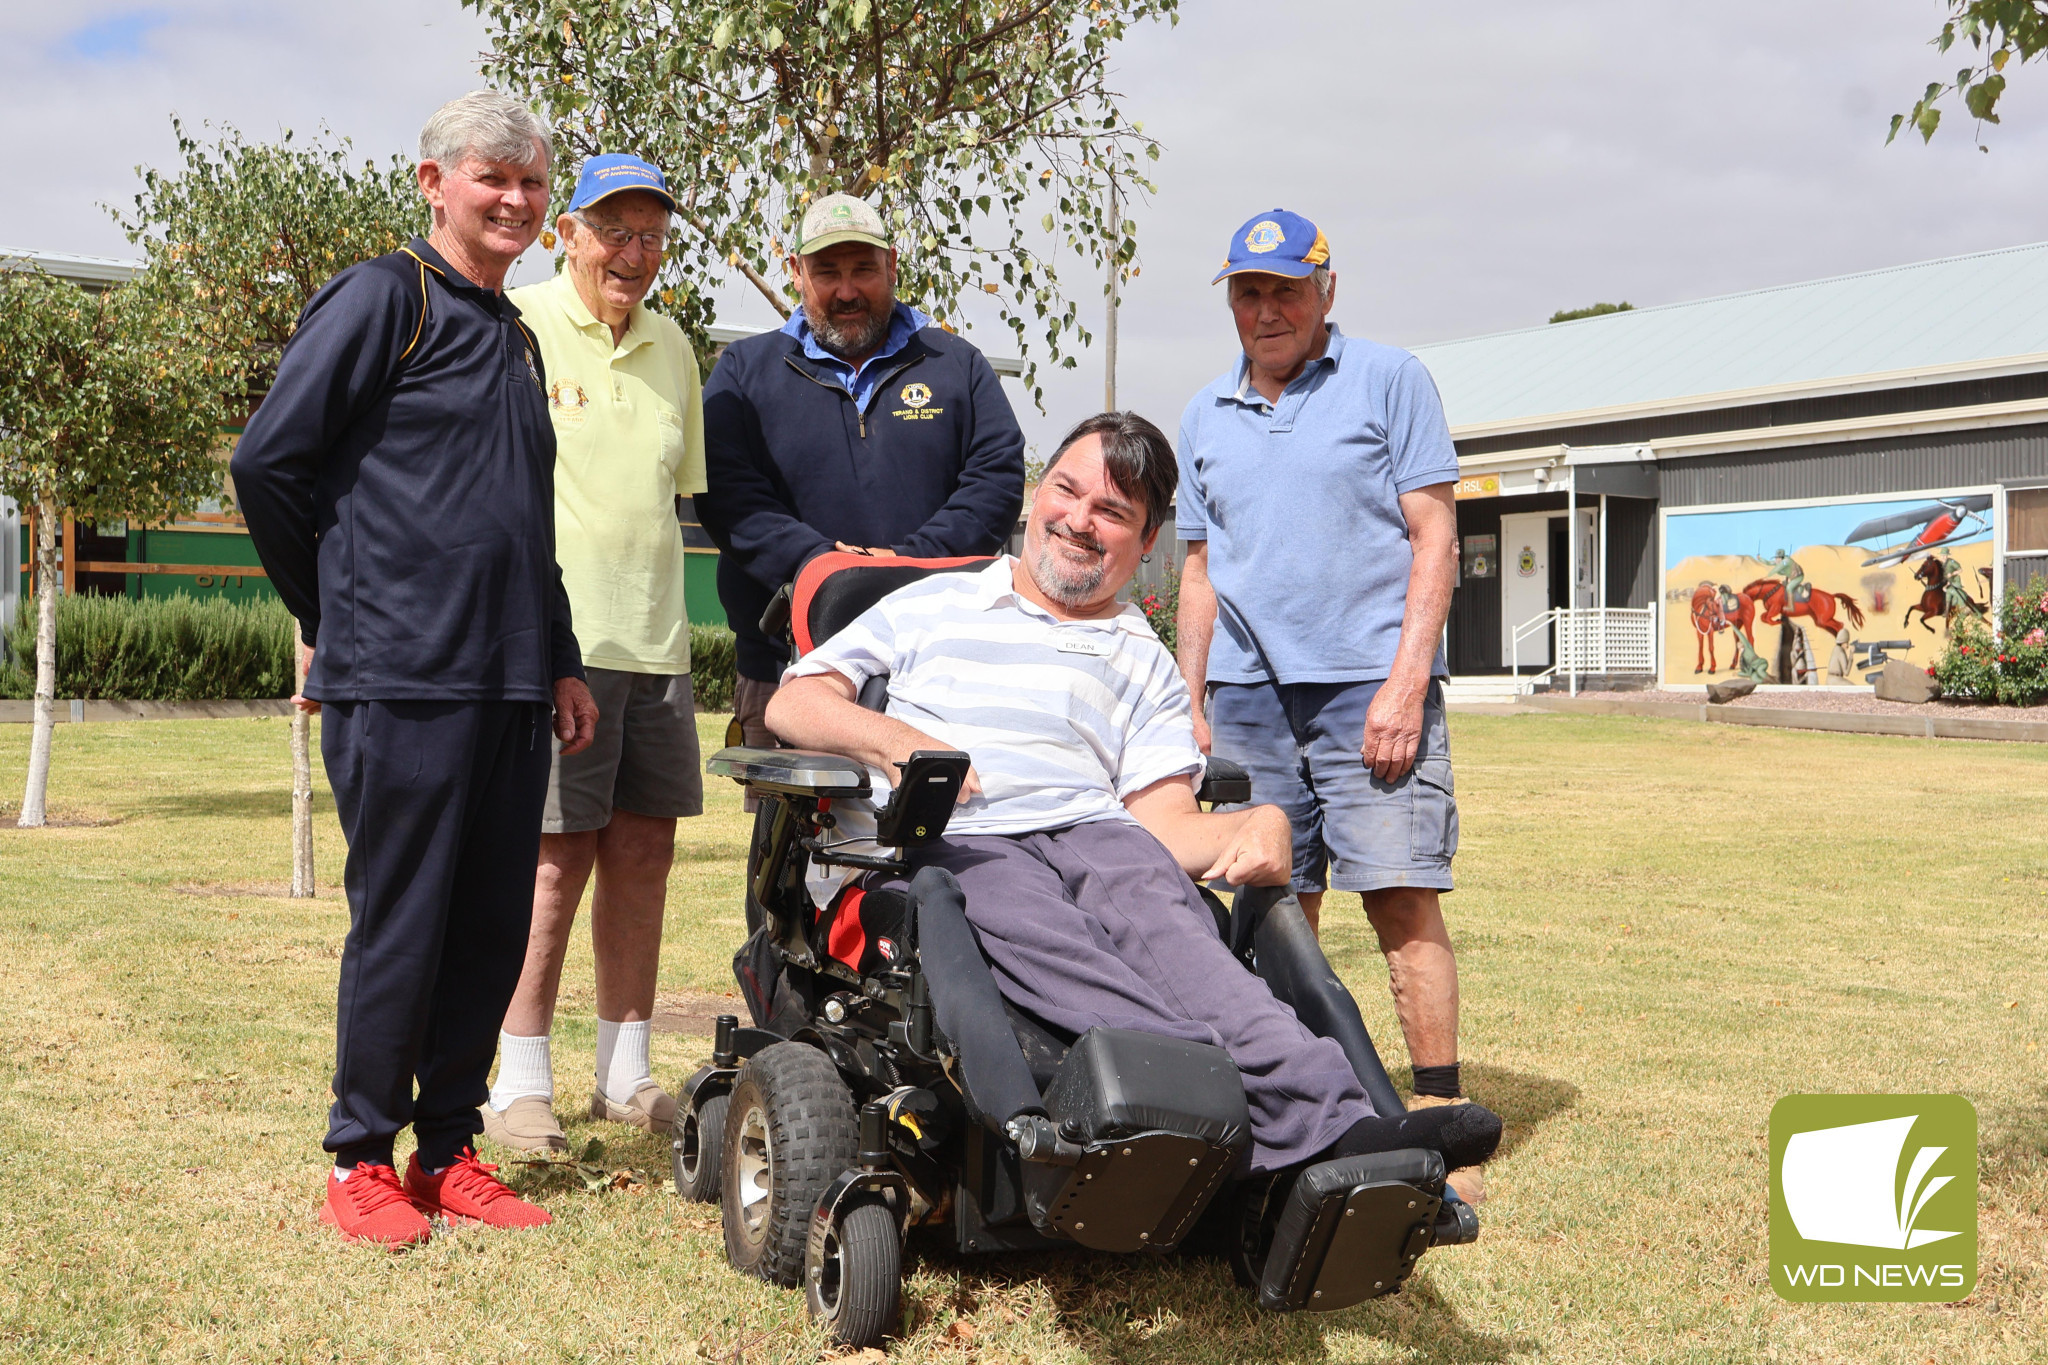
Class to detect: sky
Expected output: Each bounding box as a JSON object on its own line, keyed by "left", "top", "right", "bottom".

{"left": 7, "top": 0, "right": 2048, "bottom": 457}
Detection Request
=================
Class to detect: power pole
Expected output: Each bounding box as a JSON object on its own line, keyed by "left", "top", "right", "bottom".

{"left": 1104, "top": 179, "right": 1119, "bottom": 412}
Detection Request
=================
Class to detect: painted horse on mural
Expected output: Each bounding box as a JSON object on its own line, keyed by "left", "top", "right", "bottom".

{"left": 1901, "top": 553, "right": 1989, "bottom": 634}
{"left": 1689, "top": 581, "right": 1752, "bottom": 673}
{"left": 1740, "top": 576, "right": 1865, "bottom": 641}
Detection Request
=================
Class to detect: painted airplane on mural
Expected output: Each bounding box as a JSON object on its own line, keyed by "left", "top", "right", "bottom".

{"left": 1847, "top": 495, "right": 1995, "bottom": 568}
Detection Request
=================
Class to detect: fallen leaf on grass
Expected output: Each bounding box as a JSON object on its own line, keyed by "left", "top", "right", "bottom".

{"left": 947, "top": 1320, "right": 978, "bottom": 1343}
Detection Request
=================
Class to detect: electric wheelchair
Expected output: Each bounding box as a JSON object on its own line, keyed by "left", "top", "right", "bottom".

{"left": 673, "top": 554, "right": 1480, "bottom": 1349}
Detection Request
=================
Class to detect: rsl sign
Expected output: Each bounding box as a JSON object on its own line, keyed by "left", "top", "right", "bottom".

{"left": 1453, "top": 474, "right": 1500, "bottom": 500}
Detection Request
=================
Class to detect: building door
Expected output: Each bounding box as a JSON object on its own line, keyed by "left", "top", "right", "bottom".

{"left": 1501, "top": 512, "right": 1552, "bottom": 667}
{"left": 1501, "top": 509, "right": 1597, "bottom": 668}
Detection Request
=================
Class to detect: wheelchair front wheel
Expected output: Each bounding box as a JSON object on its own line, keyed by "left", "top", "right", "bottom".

{"left": 720, "top": 1042, "right": 859, "bottom": 1287}
{"left": 673, "top": 1092, "right": 727, "bottom": 1203}
{"left": 805, "top": 1199, "right": 901, "bottom": 1349}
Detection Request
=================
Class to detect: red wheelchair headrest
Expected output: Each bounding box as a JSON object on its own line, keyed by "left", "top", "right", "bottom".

{"left": 790, "top": 553, "right": 997, "bottom": 655}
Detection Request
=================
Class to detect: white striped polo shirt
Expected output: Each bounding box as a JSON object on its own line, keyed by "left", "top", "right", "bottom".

{"left": 784, "top": 556, "right": 1204, "bottom": 836}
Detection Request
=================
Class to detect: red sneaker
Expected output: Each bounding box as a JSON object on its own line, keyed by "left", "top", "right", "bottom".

{"left": 403, "top": 1148, "right": 551, "bottom": 1230}
{"left": 318, "top": 1163, "right": 432, "bottom": 1246}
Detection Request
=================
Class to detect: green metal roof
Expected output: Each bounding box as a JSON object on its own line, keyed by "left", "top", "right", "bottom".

{"left": 1408, "top": 241, "right": 2048, "bottom": 432}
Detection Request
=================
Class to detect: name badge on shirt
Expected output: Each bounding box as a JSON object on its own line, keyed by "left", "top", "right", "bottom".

{"left": 1054, "top": 634, "right": 1113, "bottom": 658}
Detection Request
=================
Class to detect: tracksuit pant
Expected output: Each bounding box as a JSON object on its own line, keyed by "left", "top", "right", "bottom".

{"left": 320, "top": 699, "right": 552, "bottom": 1169}
{"left": 904, "top": 819, "right": 1375, "bottom": 1173}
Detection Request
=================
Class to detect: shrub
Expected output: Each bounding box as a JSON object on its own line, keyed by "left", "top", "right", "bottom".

{"left": 689, "top": 623, "right": 737, "bottom": 713}
{"left": 1136, "top": 561, "right": 1180, "bottom": 655}
{"left": 1931, "top": 582, "right": 2048, "bottom": 706}
{"left": 2, "top": 591, "right": 294, "bottom": 701}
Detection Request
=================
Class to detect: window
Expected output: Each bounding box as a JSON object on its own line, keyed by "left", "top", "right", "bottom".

{"left": 2009, "top": 487, "right": 2048, "bottom": 555}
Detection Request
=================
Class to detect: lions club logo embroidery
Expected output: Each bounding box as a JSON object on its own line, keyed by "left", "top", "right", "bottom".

{"left": 548, "top": 381, "right": 589, "bottom": 410}
{"left": 900, "top": 382, "right": 932, "bottom": 408}
{"left": 1244, "top": 220, "right": 1285, "bottom": 254}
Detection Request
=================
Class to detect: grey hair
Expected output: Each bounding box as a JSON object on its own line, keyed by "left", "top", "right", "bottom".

{"left": 419, "top": 91, "right": 552, "bottom": 171}
{"left": 1310, "top": 265, "right": 1333, "bottom": 302}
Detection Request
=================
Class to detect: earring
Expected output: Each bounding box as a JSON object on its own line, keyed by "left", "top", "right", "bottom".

{"left": 1140, "top": 554, "right": 1152, "bottom": 564}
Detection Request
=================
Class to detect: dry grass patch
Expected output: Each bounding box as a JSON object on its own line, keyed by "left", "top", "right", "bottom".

{"left": 0, "top": 711, "right": 2040, "bottom": 1363}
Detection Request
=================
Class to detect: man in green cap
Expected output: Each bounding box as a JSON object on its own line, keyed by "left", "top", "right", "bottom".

{"left": 697, "top": 193, "right": 1026, "bottom": 747}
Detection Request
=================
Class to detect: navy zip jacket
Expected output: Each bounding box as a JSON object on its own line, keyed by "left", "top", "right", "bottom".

{"left": 230, "top": 239, "right": 583, "bottom": 702}
{"left": 697, "top": 323, "right": 1026, "bottom": 680}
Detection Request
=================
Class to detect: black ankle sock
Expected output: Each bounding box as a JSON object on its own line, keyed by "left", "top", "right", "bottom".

{"left": 1328, "top": 1102, "right": 1502, "bottom": 1171}
{"left": 335, "top": 1142, "right": 395, "bottom": 1171}
{"left": 1412, "top": 1063, "right": 1462, "bottom": 1099}
{"left": 413, "top": 1133, "right": 469, "bottom": 1173}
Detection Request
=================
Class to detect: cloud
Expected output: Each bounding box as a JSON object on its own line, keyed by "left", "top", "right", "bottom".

{"left": 7, "top": 0, "right": 2046, "bottom": 458}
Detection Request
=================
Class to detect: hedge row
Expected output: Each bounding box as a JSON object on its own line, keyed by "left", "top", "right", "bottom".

{"left": 2, "top": 592, "right": 294, "bottom": 700}
{"left": 687, "top": 623, "right": 737, "bottom": 712}
{"left": 1, "top": 591, "right": 743, "bottom": 711}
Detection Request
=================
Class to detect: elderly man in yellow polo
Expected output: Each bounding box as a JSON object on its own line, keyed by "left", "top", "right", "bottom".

{"left": 487, "top": 154, "right": 707, "bottom": 1151}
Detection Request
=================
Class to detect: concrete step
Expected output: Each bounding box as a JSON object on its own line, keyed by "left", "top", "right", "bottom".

{"left": 1441, "top": 676, "right": 1528, "bottom": 704}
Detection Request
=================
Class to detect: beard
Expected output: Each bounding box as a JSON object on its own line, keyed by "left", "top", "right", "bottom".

{"left": 803, "top": 296, "right": 892, "bottom": 360}
{"left": 1025, "top": 520, "right": 1110, "bottom": 607}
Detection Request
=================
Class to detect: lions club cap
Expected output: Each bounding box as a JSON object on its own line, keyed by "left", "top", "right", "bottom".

{"left": 567, "top": 154, "right": 677, "bottom": 214}
{"left": 797, "top": 193, "right": 892, "bottom": 255}
{"left": 1211, "top": 208, "right": 1331, "bottom": 285}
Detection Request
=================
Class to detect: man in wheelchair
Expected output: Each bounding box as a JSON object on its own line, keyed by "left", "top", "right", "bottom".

{"left": 768, "top": 411, "right": 1502, "bottom": 1182}
{"left": 689, "top": 411, "right": 1498, "bottom": 1347}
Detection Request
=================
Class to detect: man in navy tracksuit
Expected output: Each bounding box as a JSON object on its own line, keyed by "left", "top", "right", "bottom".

{"left": 697, "top": 193, "right": 1025, "bottom": 739}
{"left": 231, "top": 92, "right": 598, "bottom": 1246}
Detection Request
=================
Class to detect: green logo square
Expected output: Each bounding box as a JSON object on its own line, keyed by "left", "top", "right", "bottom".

{"left": 1769, "top": 1094, "right": 1977, "bottom": 1302}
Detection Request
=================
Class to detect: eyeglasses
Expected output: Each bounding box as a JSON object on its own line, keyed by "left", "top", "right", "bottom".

{"left": 570, "top": 213, "right": 671, "bottom": 254}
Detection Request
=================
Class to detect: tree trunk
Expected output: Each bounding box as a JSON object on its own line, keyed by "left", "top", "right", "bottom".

{"left": 17, "top": 492, "right": 59, "bottom": 828}
{"left": 289, "top": 623, "right": 314, "bottom": 897}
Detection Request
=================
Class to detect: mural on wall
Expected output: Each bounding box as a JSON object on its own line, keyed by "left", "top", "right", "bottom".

{"left": 1662, "top": 490, "right": 1996, "bottom": 686}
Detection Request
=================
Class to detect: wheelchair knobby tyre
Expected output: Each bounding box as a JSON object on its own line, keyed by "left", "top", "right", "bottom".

{"left": 805, "top": 1199, "right": 901, "bottom": 1349}
{"left": 673, "top": 1092, "right": 727, "bottom": 1203}
{"left": 720, "top": 1042, "right": 860, "bottom": 1287}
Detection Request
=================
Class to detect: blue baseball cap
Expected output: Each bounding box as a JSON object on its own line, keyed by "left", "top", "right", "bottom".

{"left": 1211, "top": 208, "right": 1331, "bottom": 285}
{"left": 566, "top": 154, "right": 677, "bottom": 214}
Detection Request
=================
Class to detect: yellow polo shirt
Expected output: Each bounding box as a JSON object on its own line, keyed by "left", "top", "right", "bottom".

{"left": 510, "top": 272, "right": 706, "bottom": 674}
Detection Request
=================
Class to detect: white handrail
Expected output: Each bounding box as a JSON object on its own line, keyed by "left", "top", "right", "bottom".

{"left": 1511, "top": 607, "right": 1656, "bottom": 694}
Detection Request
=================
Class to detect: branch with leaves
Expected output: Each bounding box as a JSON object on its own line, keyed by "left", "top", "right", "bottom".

{"left": 465, "top": 0, "right": 1176, "bottom": 402}
{"left": 1891, "top": 1, "right": 2048, "bottom": 145}
{"left": 116, "top": 119, "right": 425, "bottom": 403}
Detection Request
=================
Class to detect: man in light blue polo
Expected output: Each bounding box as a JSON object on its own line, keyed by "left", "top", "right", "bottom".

{"left": 1174, "top": 210, "right": 1472, "bottom": 1140}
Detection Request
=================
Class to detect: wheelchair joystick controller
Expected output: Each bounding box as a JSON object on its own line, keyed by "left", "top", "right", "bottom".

{"left": 1005, "top": 1114, "right": 1084, "bottom": 1167}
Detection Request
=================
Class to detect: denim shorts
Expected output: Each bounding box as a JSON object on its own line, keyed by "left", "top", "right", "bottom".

{"left": 1208, "top": 678, "right": 1457, "bottom": 895}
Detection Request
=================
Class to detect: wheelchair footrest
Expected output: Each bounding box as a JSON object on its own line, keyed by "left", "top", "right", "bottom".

{"left": 1258, "top": 1149, "right": 1444, "bottom": 1312}
{"left": 1030, "top": 1131, "right": 1239, "bottom": 1253}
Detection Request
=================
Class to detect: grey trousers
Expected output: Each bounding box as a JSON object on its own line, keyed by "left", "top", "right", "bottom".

{"left": 905, "top": 819, "right": 1374, "bottom": 1172}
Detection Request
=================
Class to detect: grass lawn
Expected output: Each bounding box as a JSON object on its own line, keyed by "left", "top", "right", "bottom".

{"left": 0, "top": 711, "right": 2041, "bottom": 1364}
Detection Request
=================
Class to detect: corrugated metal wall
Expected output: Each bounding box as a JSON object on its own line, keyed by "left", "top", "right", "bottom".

{"left": 1659, "top": 422, "right": 2048, "bottom": 507}
{"left": 1603, "top": 497, "right": 1656, "bottom": 607}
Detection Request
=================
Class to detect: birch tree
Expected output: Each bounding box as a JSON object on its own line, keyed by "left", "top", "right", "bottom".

{"left": 466, "top": 0, "right": 1175, "bottom": 400}
{"left": 0, "top": 270, "right": 225, "bottom": 827}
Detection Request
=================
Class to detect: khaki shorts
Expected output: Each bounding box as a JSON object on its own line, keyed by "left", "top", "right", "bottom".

{"left": 544, "top": 667, "right": 704, "bottom": 833}
{"left": 733, "top": 674, "right": 780, "bottom": 747}
{"left": 732, "top": 675, "right": 780, "bottom": 813}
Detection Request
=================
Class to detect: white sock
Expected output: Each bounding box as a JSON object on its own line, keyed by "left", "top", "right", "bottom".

{"left": 489, "top": 1031, "right": 554, "bottom": 1110}
{"left": 595, "top": 1018, "right": 652, "bottom": 1105}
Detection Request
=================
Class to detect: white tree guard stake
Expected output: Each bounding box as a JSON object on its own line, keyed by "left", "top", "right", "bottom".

{"left": 16, "top": 496, "right": 59, "bottom": 829}
{"left": 290, "top": 624, "right": 314, "bottom": 897}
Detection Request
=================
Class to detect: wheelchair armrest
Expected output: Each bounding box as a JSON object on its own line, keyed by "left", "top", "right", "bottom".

{"left": 706, "top": 746, "right": 871, "bottom": 798}
{"left": 1196, "top": 756, "right": 1251, "bottom": 806}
